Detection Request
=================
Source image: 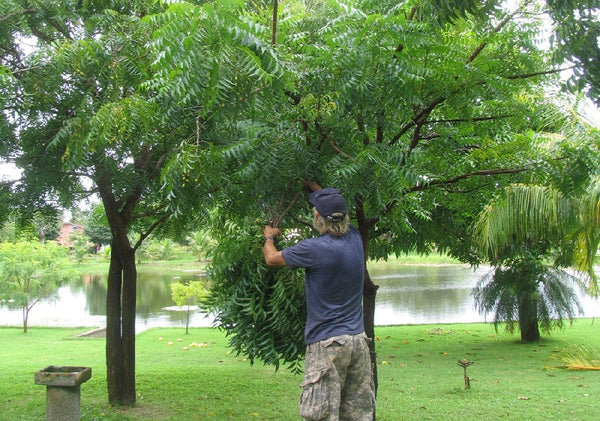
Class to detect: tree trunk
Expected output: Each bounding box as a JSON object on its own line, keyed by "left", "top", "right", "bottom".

{"left": 106, "top": 249, "right": 123, "bottom": 402}
{"left": 355, "top": 196, "right": 379, "bottom": 398}
{"left": 186, "top": 306, "right": 190, "bottom": 335}
{"left": 23, "top": 302, "right": 29, "bottom": 334}
{"left": 518, "top": 293, "right": 540, "bottom": 343}
{"left": 106, "top": 242, "right": 137, "bottom": 405}
{"left": 354, "top": 198, "right": 378, "bottom": 420}
{"left": 363, "top": 268, "right": 379, "bottom": 392}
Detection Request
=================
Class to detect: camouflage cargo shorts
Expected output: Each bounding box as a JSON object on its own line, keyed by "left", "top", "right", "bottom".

{"left": 299, "top": 332, "right": 375, "bottom": 420}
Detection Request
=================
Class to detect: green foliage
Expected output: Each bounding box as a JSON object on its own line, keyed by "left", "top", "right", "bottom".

{"left": 77, "top": 205, "right": 112, "bottom": 249}
{"left": 205, "top": 220, "right": 306, "bottom": 373}
{"left": 171, "top": 281, "right": 207, "bottom": 307}
{"left": 70, "top": 230, "right": 93, "bottom": 263}
{"left": 171, "top": 280, "right": 207, "bottom": 334}
{"left": 142, "top": 237, "right": 181, "bottom": 261}
{"left": 0, "top": 240, "right": 78, "bottom": 333}
{"left": 547, "top": 0, "right": 600, "bottom": 105}
{"left": 186, "top": 229, "right": 215, "bottom": 261}
{"left": 0, "top": 217, "right": 17, "bottom": 243}
{"left": 144, "top": 0, "right": 287, "bottom": 120}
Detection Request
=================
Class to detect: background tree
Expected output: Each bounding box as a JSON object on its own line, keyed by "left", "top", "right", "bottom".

{"left": 0, "top": 241, "right": 77, "bottom": 333}
{"left": 186, "top": 229, "right": 215, "bottom": 262}
{"left": 32, "top": 209, "right": 62, "bottom": 243}
{"left": 0, "top": 215, "right": 17, "bottom": 243}
{"left": 74, "top": 205, "right": 112, "bottom": 253}
{"left": 570, "top": 174, "right": 600, "bottom": 294}
{"left": 1, "top": 0, "right": 287, "bottom": 406}
{"left": 70, "top": 230, "right": 93, "bottom": 263}
{"left": 472, "top": 185, "right": 586, "bottom": 342}
{"left": 170, "top": 281, "right": 207, "bottom": 335}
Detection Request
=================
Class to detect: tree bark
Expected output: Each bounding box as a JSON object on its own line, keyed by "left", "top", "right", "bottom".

{"left": 518, "top": 293, "right": 540, "bottom": 343}
{"left": 106, "top": 248, "right": 124, "bottom": 403}
{"left": 23, "top": 302, "right": 29, "bottom": 334}
{"left": 106, "top": 240, "right": 137, "bottom": 405}
{"left": 355, "top": 195, "right": 379, "bottom": 420}
{"left": 363, "top": 268, "right": 379, "bottom": 392}
{"left": 121, "top": 246, "right": 137, "bottom": 404}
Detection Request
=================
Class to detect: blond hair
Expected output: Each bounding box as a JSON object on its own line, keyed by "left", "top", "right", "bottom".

{"left": 313, "top": 212, "right": 350, "bottom": 237}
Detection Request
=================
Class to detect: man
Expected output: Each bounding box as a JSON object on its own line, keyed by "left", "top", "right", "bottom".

{"left": 263, "top": 187, "right": 374, "bottom": 421}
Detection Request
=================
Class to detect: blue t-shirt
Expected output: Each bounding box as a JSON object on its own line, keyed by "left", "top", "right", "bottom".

{"left": 282, "top": 225, "right": 365, "bottom": 344}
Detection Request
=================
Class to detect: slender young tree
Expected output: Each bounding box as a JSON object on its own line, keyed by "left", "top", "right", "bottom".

{"left": 0, "top": 241, "right": 77, "bottom": 333}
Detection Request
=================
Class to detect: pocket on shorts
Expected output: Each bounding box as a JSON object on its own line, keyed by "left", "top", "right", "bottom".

{"left": 299, "top": 366, "right": 329, "bottom": 420}
{"left": 321, "top": 335, "right": 347, "bottom": 348}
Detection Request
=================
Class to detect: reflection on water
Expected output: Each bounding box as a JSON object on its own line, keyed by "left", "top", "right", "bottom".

{"left": 370, "top": 264, "right": 491, "bottom": 325}
{"left": 2, "top": 264, "right": 599, "bottom": 331}
{"left": 0, "top": 267, "right": 214, "bottom": 332}
{"left": 370, "top": 263, "right": 600, "bottom": 325}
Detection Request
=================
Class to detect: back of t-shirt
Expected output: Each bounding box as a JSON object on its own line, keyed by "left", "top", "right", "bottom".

{"left": 282, "top": 225, "right": 365, "bottom": 344}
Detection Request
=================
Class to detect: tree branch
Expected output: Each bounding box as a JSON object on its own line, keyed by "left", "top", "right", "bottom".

{"left": 390, "top": 97, "right": 445, "bottom": 147}
{"left": 376, "top": 167, "right": 531, "bottom": 220}
{"left": 505, "top": 66, "right": 575, "bottom": 80}
{"left": 389, "top": 4, "right": 528, "bottom": 149}
{"left": 409, "top": 167, "right": 530, "bottom": 193}
{"left": 0, "top": 8, "right": 36, "bottom": 23}
{"left": 466, "top": 5, "right": 524, "bottom": 64}
{"left": 271, "top": 0, "right": 278, "bottom": 46}
{"left": 427, "top": 115, "right": 511, "bottom": 124}
{"left": 133, "top": 212, "right": 171, "bottom": 252}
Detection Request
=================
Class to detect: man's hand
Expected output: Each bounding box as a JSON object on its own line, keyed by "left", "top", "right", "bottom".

{"left": 263, "top": 225, "right": 285, "bottom": 267}
{"left": 264, "top": 226, "right": 281, "bottom": 238}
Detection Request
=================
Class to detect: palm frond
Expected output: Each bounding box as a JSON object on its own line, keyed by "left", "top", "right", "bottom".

{"left": 573, "top": 175, "right": 600, "bottom": 295}
{"left": 549, "top": 343, "right": 600, "bottom": 371}
{"left": 474, "top": 185, "right": 574, "bottom": 261}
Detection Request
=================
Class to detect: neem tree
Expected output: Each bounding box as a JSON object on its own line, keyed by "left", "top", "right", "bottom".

{"left": 0, "top": 0, "right": 282, "bottom": 406}
{"left": 156, "top": 0, "right": 584, "bottom": 390}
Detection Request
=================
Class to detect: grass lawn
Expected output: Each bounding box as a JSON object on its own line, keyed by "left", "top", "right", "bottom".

{"left": 2, "top": 320, "right": 600, "bottom": 420}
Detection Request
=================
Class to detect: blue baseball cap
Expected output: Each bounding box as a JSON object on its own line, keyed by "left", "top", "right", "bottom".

{"left": 309, "top": 188, "right": 347, "bottom": 219}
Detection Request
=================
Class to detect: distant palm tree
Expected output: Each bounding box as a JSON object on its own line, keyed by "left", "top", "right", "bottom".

{"left": 473, "top": 257, "right": 583, "bottom": 342}
{"left": 186, "top": 229, "right": 215, "bottom": 262}
{"left": 472, "top": 184, "right": 593, "bottom": 342}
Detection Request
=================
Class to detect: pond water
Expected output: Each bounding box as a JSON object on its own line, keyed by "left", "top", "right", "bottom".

{"left": 1, "top": 263, "right": 599, "bottom": 332}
